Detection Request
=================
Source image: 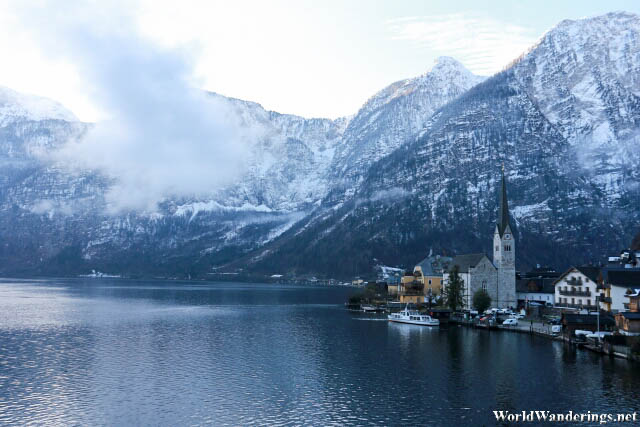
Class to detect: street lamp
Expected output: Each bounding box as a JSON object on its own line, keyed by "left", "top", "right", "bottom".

{"left": 596, "top": 293, "right": 600, "bottom": 344}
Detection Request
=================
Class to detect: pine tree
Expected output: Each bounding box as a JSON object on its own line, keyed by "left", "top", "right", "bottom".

{"left": 444, "top": 265, "right": 465, "bottom": 312}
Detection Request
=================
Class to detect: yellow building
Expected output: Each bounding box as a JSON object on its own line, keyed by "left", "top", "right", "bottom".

{"left": 398, "top": 271, "right": 424, "bottom": 304}
{"left": 413, "top": 254, "right": 452, "bottom": 298}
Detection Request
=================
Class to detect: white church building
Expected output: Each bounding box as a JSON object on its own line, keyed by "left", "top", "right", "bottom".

{"left": 443, "top": 169, "right": 517, "bottom": 309}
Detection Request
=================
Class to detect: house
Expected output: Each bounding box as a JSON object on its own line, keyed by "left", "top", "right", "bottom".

{"left": 599, "top": 269, "right": 640, "bottom": 312}
{"left": 413, "top": 254, "right": 451, "bottom": 298}
{"left": 561, "top": 312, "right": 616, "bottom": 339}
{"left": 553, "top": 266, "right": 600, "bottom": 310}
{"left": 516, "top": 266, "right": 559, "bottom": 307}
{"left": 615, "top": 288, "right": 640, "bottom": 335}
{"left": 444, "top": 253, "right": 497, "bottom": 310}
{"left": 616, "top": 312, "right": 640, "bottom": 335}
{"left": 398, "top": 271, "right": 424, "bottom": 304}
{"left": 441, "top": 168, "right": 516, "bottom": 309}
{"left": 607, "top": 248, "right": 640, "bottom": 269}
{"left": 626, "top": 288, "right": 640, "bottom": 312}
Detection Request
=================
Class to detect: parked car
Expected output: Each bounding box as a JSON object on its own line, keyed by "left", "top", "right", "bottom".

{"left": 511, "top": 313, "right": 524, "bottom": 319}
{"left": 502, "top": 318, "right": 518, "bottom": 326}
{"left": 551, "top": 325, "right": 562, "bottom": 335}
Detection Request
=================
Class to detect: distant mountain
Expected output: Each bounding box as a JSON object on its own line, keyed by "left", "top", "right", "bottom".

{"left": 0, "top": 90, "right": 349, "bottom": 276}
{"left": 327, "top": 57, "right": 485, "bottom": 202}
{"left": 246, "top": 12, "right": 640, "bottom": 278}
{"left": 0, "top": 12, "right": 639, "bottom": 279}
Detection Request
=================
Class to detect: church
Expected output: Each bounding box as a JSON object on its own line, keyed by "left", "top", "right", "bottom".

{"left": 443, "top": 169, "right": 517, "bottom": 309}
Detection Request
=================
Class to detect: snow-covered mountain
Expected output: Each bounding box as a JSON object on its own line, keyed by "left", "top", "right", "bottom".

{"left": 247, "top": 12, "right": 640, "bottom": 277}
{"left": 512, "top": 11, "right": 640, "bottom": 201}
{"left": 0, "top": 89, "right": 350, "bottom": 275}
{"left": 329, "top": 56, "right": 485, "bottom": 196}
{"left": 1, "top": 12, "right": 639, "bottom": 279}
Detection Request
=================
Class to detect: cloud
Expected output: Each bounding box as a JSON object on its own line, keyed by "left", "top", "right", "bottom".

{"left": 356, "top": 187, "right": 410, "bottom": 206}
{"left": 387, "top": 14, "right": 539, "bottom": 76}
{"left": 12, "top": 0, "right": 257, "bottom": 212}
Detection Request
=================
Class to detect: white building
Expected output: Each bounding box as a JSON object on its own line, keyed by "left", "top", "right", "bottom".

{"left": 600, "top": 269, "right": 640, "bottom": 312}
{"left": 553, "top": 266, "right": 600, "bottom": 310}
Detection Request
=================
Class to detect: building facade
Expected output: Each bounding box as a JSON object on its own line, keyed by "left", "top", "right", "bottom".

{"left": 414, "top": 254, "right": 452, "bottom": 298}
{"left": 516, "top": 267, "right": 559, "bottom": 307}
{"left": 553, "top": 267, "right": 600, "bottom": 310}
{"left": 441, "top": 169, "right": 517, "bottom": 309}
{"left": 444, "top": 254, "right": 497, "bottom": 309}
{"left": 493, "top": 168, "right": 517, "bottom": 308}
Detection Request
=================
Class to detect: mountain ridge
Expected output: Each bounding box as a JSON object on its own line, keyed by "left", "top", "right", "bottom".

{"left": 1, "top": 12, "right": 639, "bottom": 279}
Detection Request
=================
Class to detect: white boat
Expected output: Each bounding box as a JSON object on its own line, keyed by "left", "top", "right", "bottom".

{"left": 388, "top": 306, "right": 439, "bottom": 326}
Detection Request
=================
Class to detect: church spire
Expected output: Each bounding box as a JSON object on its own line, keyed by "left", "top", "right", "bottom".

{"left": 498, "top": 165, "right": 510, "bottom": 236}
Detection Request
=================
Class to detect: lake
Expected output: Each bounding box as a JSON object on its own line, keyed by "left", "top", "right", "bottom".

{"left": 1, "top": 279, "right": 639, "bottom": 425}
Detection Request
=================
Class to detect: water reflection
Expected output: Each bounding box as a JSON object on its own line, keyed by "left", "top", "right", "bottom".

{"left": 1, "top": 278, "right": 640, "bottom": 425}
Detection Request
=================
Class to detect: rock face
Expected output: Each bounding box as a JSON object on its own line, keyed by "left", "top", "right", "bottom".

{"left": 1, "top": 13, "right": 639, "bottom": 279}
{"left": 330, "top": 57, "right": 485, "bottom": 189}
{"left": 247, "top": 12, "right": 640, "bottom": 278}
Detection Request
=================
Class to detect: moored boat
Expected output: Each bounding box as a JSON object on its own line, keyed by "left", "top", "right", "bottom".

{"left": 388, "top": 306, "right": 439, "bottom": 326}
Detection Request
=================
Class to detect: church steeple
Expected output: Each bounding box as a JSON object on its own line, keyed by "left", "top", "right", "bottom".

{"left": 498, "top": 165, "right": 510, "bottom": 237}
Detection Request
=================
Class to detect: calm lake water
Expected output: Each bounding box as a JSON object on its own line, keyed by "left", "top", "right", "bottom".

{"left": 1, "top": 278, "right": 639, "bottom": 426}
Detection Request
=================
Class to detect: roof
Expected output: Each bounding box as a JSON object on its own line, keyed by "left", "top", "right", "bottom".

{"left": 620, "top": 312, "right": 640, "bottom": 320}
{"left": 602, "top": 269, "right": 640, "bottom": 288}
{"left": 415, "top": 255, "right": 452, "bottom": 276}
{"left": 523, "top": 267, "right": 559, "bottom": 279}
{"left": 626, "top": 288, "right": 640, "bottom": 297}
{"left": 449, "top": 253, "right": 491, "bottom": 273}
{"left": 554, "top": 266, "right": 601, "bottom": 286}
{"left": 497, "top": 168, "right": 510, "bottom": 237}
{"left": 517, "top": 277, "right": 557, "bottom": 294}
{"left": 562, "top": 313, "right": 615, "bottom": 326}
{"left": 575, "top": 266, "right": 601, "bottom": 282}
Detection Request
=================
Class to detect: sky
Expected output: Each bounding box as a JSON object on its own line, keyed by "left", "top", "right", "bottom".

{"left": 2, "top": 0, "right": 640, "bottom": 122}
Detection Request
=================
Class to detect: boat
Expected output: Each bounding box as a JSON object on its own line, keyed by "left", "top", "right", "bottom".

{"left": 361, "top": 304, "right": 384, "bottom": 313}
{"left": 388, "top": 305, "right": 440, "bottom": 326}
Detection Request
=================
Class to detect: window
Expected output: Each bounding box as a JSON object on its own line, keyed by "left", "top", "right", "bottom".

{"left": 428, "top": 279, "right": 432, "bottom": 285}
{"left": 482, "top": 280, "right": 487, "bottom": 291}
{"left": 578, "top": 299, "right": 582, "bottom": 305}
{"left": 504, "top": 245, "right": 511, "bottom": 251}
{"left": 495, "top": 246, "right": 499, "bottom": 251}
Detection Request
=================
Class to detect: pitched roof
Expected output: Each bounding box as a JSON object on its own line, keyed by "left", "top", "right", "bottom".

{"left": 497, "top": 168, "right": 510, "bottom": 237}
{"left": 553, "top": 266, "right": 601, "bottom": 286}
{"left": 575, "top": 266, "right": 601, "bottom": 282}
{"left": 562, "top": 313, "right": 616, "bottom": 326}
{"left": 416, "top": 255, "right": 452, "bottom": 275}
{"left": 449, "top": 253, "right": 491, "bottom": 273}
{"left": 621, "top": 312, "right": 640, "bottom": 320}
{"left": 517, "top": 277, "right": 557, "bottom": 294}
{"left": 603, "top": 269, "right": 640, "bottom": 288}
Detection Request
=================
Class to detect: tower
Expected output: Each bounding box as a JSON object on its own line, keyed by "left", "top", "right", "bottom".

{"left": 493, "top": 166, "right": 516, "bottom": 308}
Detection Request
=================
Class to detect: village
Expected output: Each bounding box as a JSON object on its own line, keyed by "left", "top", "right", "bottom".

{"left": 347, "top": 170, "right": 640, "bottom": 361}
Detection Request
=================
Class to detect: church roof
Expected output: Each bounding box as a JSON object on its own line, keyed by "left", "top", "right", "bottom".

{"left": 449, "top": 253, "right": 490, "bottom": 273}
{"left": 497, "top": 168, "right": 510, "bottom": 237}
